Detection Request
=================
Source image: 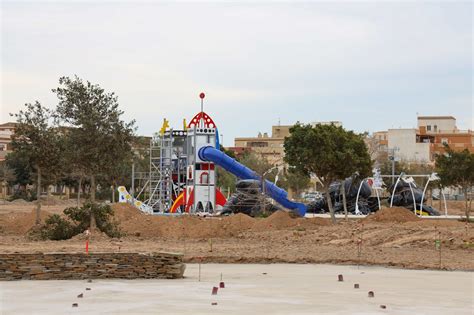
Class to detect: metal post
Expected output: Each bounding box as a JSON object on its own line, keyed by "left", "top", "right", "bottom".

{"left": 131, "top": 161, "right": 135, "bottom": 200}
{"left": 442, "top": 190, "right": 448, "bottom": 217}
{"left": 355, "top": 179, "right": 365, "bottom": 214}
{"left": 391, "top": 158, "right": 395, "bottom": 185}
{"left": 375, "top": 188, "right": 381, "bottom": 210}
{"left": 420, "top": 179, "right": 431, "bottom": 216}
{"left": 390, "top": 174, "right": 403, "bottom": 208}
{"left": 407, "top": 182, "right": 417, "bottom": 214}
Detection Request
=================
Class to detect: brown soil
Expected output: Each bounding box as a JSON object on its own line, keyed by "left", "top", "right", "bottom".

{"left": 113, "top": 206, "right": 330, "bottom": 238}
{"left": 363, "top": 207, "right": 420, "bottom": 223}
{"left": 0, "top": 203, "right": 473, "bottom": 271}
{"left": 0, "top": 209, "right": 53, "bottom": 235}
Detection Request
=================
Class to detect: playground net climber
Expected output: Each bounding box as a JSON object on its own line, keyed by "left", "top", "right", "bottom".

{"left": 118, "top": 93, "right": 307, "bottom": 217}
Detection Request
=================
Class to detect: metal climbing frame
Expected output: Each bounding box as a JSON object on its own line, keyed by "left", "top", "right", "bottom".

{"left": 146, "top": 130, "right": 188, "bottom": 213}
{"left": 147, "top": 131, "right": 173, "bottom": 212}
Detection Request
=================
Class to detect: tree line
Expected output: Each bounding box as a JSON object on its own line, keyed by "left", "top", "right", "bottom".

{"left": 5, "top": 76, "right": 136, "bottom": 225}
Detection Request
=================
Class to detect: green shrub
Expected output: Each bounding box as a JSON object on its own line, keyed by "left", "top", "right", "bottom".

{"left": 8, "top": 189, "right": 37, "bottom": 202}
{"left": 40, "top": 202, "right": 123, "bottom": 240}
{"left": 64, "top": 202, "right": 123, "bottom": 238}
{"left": 40, "top": 214, "right": 76, "bottom": 240}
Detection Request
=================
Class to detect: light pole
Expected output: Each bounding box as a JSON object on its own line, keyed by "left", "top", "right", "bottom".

{"left": 388, "top": 147, "right": 399, "bottom": 184}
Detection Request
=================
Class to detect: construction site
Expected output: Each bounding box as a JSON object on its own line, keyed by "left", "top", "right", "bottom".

{"left": 2, "top": 1, "right": 473, "bottom": 311}
{"left": 1, "top": 93, "right": 473, "bottom": 314}
{"left": 0, "top": 199, "right": 473, "bottom": 314}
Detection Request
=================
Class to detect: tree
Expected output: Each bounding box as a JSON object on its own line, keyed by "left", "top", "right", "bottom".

{"left": 216, "top": 146, "right": 238, "bottom": 194}
{"left": 363, "top": 132, "right": 387, "bottom": 167}
{"left": 279, "top": 167, "right": 311, "bottom": 198}
{"left": 5, "top": 149, "right": 34, "bottom": 199}
{"left": 0, "top": 161, "right": 15, "bottom": 202}
{"left": 10, "top": 102, "right": 64, "bottom": 224}
{"left": 284, "top": 123, "right": 372, "bottom": 223}
{"left": 238, "top": 151, "right": 277, "bottom": 182}
{"left": 436, "top": 146, "right": 473, "bottom": 220}
{"left": 53, "top": 76, "right": 135, "bottom": 227}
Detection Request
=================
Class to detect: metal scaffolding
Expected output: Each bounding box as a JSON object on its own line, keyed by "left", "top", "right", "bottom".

{"left": 147, "top": 131, "right": 173, "bottom": 212}
{"left": 145, "top": 130, "right": 188, "bottom": 213}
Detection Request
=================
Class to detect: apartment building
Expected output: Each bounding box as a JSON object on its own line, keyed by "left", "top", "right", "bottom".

{"left": 233, "top": 125, "right": 290, "bottom": 166}
{"left": 372, "top": 116, "right": 472, "bottom": 163}
{"left": 232, "top": 121, "right": 343, "bottom": 165}
{"left": 417, "top": 116, "right": 473, "bottom": 157}
{"left": 0, "top": 122, "right": 16, "bottom": 162}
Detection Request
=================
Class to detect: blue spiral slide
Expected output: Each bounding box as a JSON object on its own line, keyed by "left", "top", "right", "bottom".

{"left": 198, "top": 146, "right": 307, "bottom": 216}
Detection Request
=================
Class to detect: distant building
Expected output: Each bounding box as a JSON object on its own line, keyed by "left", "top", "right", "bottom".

{"left": 0, "top": 122, "right": 16, "bottom": 162}
{"left": 372, "top": 115, "right": 473, "bottom": 163}
{"left": 234, "top": 125, "right": 290, "bottom": 166}
{"left": 311, "top": 121, "right": 342, "bottom": 128}
{"left": 417, "top": 116, "right": 473, "bottom": 157}
{"left": 233, "top": 121, "right": 343, "bottom": 165}
{"left": 387, "top": 128, "right": 433, "bottom": 163}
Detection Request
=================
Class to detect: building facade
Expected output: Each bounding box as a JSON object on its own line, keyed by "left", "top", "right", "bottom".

{"left": 417, "top": 116, "right": 473, "bottom": 158}
{"left": 233, "top": 125, "right": 290, "bottom": 166}
{"left": 233, "top": 121, "right": 343, "bottom": 166}
{"left": 372, "top": 115, "right": 472, "bottom": 163}
{"left": 0, "top": 122, "right": 16, "bottom": 162}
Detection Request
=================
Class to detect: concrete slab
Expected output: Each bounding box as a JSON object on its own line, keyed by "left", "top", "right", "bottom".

{"left": 0, "top": 264, "right": 472, "bottom": 314}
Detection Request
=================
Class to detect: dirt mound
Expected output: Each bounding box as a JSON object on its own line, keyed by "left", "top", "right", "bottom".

{"left": 10, "top": 199, "right": 31, "bottom": 205}
{"left": 0, "top": 209, "right": 54, "bottom": 235}
{"left": 113, "top": 203, "right": 144, "bottom": 221}
{"left": 71, "top": 228, "right": 111, "bottom": 241}
{"left": 363, "top": 207, "right": 420, "bottom": 223}
{"left": 252, "top": 211, "right": 300, "bottom": 231}
{"left": 224, "top": 213, "right": 256, "bottom": 229}
{"left": 112, "top": 204, "right": 317, "bottom": 238}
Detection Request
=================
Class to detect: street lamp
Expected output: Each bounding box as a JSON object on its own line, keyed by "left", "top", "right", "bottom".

{"left": 388, "top": 146, "right": 400, "bottom": 184}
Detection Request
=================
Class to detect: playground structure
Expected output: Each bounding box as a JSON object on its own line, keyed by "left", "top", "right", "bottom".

{"left": 305, "top": 170, "right": 444, "bottom": 216}
{"left": 119, "top": 93, "right": 307, "bottom": 217}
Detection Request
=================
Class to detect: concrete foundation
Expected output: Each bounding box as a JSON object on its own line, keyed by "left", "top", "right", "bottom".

{"left": 0, "top": 263, "right": 472, "bottom": 314}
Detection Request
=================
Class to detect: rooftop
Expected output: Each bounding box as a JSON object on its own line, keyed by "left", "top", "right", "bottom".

{"left": 417, "top": 116, "right": 456, "bottom": 120}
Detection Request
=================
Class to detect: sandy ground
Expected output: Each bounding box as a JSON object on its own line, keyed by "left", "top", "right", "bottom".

{"left": 0, "top": 199, "right": 470, "bottom": 216}
{"left": 1, "top": 264, "right": 472, "bottom": 315}
{"left": 0, "top": 203, "right": 473, "bottom": 271}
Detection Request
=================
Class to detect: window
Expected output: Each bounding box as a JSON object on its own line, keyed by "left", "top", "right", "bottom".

{"left": 427, "top": 125, "right": 431, "bottom": 131}
{"left": 200, "top": 172, "right": 209, "bottom": 184}
{"left": 434, "top": 125, "right": 438, "bottom": 132}
{"left": 248, "top": 141, "right": 268, "bottom": 148}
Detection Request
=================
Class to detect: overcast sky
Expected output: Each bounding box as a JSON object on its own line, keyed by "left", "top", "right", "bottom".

{"left": 1, "top": 1, "right": 472, "bottom": 145}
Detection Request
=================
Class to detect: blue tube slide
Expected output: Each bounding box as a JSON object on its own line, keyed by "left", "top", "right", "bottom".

{"left": 198, "top": 146, "right": 307, "bottom": 216}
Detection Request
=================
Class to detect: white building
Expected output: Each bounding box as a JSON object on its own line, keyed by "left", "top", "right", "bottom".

{"left": 311, "top": 121, "right": 343, "bottom": 128}
{"left": 417, "top": 116, "right": 456, "bottom": 133}
{"left": 387, "top": 128, "right": 432, "bottom": 163}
